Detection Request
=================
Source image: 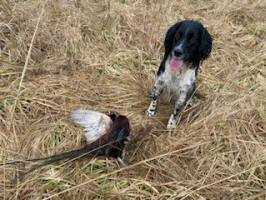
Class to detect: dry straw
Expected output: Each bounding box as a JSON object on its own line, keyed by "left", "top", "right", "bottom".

{"left": 0, "top": 0, "right": 265, "bottom": 199}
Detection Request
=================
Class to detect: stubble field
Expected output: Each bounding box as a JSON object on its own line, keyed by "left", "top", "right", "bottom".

{"left": 0, "top": 0, "right": 265, "bottom": 199}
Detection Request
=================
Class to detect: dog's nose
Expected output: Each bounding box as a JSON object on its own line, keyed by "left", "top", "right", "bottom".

{"left": 174, "top": 48, "right": 183, "bottom": 57}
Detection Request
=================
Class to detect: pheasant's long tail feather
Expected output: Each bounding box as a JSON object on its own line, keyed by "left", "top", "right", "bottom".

{"left": 1, "top": 146, "right": 93, "bottom": 166}
{"left": 19, "top": 145, "right": 96, "bottom": 178}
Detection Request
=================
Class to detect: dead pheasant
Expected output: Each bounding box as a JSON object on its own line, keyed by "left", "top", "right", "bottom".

{"left": 1, "top": 110, "right": 130, "bottom": 176}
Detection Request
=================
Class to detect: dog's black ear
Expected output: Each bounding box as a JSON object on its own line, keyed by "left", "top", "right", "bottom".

{"left": 198, "top": 27, "right": 212, "bottom": 61}
{"left": 164, "top": 22, "right": 181, "bottom": 56}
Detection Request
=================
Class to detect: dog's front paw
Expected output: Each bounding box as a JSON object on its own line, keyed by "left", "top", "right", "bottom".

{"left": 166, "top": 122, "right": 176, "bottom": 129}
{"left": 149, "top": 92, "right": 154, "bottom": 99}
{"left": 145, "top": 109, "right": 155, "bottom": 117}
{"left": 166, "top": 115, "right": 177, "bottom": 129}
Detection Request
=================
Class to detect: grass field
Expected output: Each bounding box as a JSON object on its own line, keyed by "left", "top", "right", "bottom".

{"left": 0, "top": 0, "right": 265, "bottom": 199}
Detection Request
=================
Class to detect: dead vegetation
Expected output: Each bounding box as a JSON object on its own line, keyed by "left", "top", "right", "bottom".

{"left": 0, "top": 0, "right": 265, "bottom": 199}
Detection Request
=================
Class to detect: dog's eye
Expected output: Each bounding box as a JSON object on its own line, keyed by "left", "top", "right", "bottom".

{"left": 190, "top": 37, "right": 196, "bottom": 43}
{"left": 188, "top": 34, "right": 195, "bottom": 43}
{"left": 175, "top": 32, "right": 183, "bottom": 41}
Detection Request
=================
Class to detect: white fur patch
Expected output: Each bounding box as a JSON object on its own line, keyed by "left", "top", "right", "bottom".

{"left": 71, "top": 110, "right": 112, "bottom": 143}
{"left": 166, "top": 114, "right": 177, "bottom": 129}
{"left": 145, "top": 100, "right": 157, "bottom": 116}
{"left": 158, "top": 57, "right": 196, "bottom": 96}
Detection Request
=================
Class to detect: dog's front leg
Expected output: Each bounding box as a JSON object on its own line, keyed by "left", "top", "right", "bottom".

{"left": 145, "top": 78, "right": 164, "bottom": 116}
{"left": 167, "top": 90, "right": 187, "bottom": 129}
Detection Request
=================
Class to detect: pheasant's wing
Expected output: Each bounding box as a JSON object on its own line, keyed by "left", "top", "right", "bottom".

{"left": 71, "top": 110, "right": 112, "bottom": 143}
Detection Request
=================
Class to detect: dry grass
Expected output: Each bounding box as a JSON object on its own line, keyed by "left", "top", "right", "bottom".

{"left": 0, "top": 0, "right": 265, "bottom": 199}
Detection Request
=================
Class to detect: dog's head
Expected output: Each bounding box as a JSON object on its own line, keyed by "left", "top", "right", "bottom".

{"left": 164, "top": 20, "right": 212, "bottom": 68}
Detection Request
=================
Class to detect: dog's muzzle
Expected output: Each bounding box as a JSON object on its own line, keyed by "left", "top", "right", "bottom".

{"left": 172, "top": 42, "right": 185, "bottom": 59}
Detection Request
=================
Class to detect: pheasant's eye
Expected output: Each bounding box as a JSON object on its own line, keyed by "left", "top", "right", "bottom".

{"left": 109, "top": 113, "right": 117, "bottom": 121}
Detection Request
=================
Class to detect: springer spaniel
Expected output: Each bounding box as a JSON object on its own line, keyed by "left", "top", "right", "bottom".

{"left": 145, "top": 20, "right": 212, "bottom": 129}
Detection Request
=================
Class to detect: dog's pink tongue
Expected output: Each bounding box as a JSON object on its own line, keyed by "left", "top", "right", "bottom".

{"left": 170, "top": 58, "right": 183, "bottom": 70}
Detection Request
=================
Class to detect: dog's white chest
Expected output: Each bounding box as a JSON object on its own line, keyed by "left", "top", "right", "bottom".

{"left": 159, "top": 60, "right": 196, "bottom": 93}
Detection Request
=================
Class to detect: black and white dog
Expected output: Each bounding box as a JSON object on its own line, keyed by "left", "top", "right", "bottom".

{"left": 145, "top": 20, "right": 212, "bottom": 129}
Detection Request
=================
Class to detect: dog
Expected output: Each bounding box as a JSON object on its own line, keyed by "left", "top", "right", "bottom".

{"left": 145, "top": 20, "right": 212, "bottom": 129}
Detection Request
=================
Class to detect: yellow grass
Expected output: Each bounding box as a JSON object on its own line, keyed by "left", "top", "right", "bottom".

{"left": 0, "top": 0, "right": 265, "bottom": 199}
